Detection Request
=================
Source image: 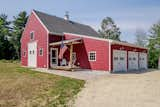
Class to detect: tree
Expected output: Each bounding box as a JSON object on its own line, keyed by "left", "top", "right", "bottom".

{"left": 0, "top": 14, "right": 15, "bottom": 59}
{"left": 147, "top": 21, "right": 160, "bottom": 68}
{"left": 98, "top": 17, "right": 121, "bottom": 41}
{"left": 11, "top": 11, "right": 28, "bottom": 59}
{"left": 135, "top": 29, "right": 147, "bottom": 47}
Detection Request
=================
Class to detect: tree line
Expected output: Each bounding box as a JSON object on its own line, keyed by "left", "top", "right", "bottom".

{"left": 0, "top": 11, "right": 28, "bottom": 60}
{"left": 99, "top": 17, "right": 160, "bottom": 68}
{"left": 0, "top": 11, "right": 159, "bottom": 68}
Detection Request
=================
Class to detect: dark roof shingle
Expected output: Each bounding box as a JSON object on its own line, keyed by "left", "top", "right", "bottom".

{"left": 34, "top": 10, "right": 100, "bottom": 37}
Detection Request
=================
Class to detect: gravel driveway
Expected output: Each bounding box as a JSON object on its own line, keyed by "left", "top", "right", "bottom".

{"left": 74, "top": 70, "right": 160, "bottom": 107}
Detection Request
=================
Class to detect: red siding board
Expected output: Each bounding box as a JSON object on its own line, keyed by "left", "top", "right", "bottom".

{"left": 64, "top": 34, "right": 110, "bottom": 71}
{"left": 21, "top": 12, "right": 48, "bottom": 68}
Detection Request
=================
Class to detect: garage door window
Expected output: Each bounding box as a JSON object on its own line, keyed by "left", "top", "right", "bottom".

{"left": 88, "top": 51, "right": 96, "bottom": 61}
{"left": 133, "top": 57, "right": 136, "bottom": 60}
{"left": 120, "top": 57, "right": 124, "bottom": 60}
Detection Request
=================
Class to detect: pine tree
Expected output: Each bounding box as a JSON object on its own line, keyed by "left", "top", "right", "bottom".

{"left": 148, "top": 21, "right": 160, "bottom": 68}
{"left": 11, "top": 11, "right": 28, "bottom": 59}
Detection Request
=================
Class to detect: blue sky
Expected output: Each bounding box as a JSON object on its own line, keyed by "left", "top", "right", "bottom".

{"left": 1, "top": 0, "right": 160, "bottom": 43}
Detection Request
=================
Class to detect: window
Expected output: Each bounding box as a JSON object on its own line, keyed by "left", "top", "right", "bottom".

{"left": 120, "top": 57, "right": 124, "bottom": 60}
{"left": 30, "top": 31, "right": 34, "bottom": 40}
{"left": 133, "top": 57, "right": 136, "bottom": 60}
{"left": 88, "top": 51, "right": 96, "bottom": 61}
{"left": 23, "top": 51, "right": 26, "bottom": 57}
{"left": 114, "top": 57, "right": 118, "bottom": 60}
{"left": 39, "top": 48, "right": 43, "bottom": 56}
{"left": 129, "top": 57, "right": 132, "bottom": 60}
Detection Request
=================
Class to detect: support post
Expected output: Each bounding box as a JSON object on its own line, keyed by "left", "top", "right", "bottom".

{"left": 69, "top": 43, "right": 73, "bottom": 68}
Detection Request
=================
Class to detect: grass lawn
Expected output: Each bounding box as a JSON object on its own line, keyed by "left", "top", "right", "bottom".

{"left": 0, "top": 60, "right": 85, "bottom": 107}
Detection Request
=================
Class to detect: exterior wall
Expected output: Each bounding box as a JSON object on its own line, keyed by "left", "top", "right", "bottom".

{"left": 64, "top": 34, "right": 110, "bottom": 71}
{"left": 111, "top": 44, "right": 147, "bottom": 71}
{"left": 21, "top": 12, "right": 48, "bottom": 68}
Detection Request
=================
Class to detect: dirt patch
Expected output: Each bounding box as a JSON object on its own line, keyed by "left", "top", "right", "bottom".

{"left": 74, "top": 70, "right": 160, "bottom": 107}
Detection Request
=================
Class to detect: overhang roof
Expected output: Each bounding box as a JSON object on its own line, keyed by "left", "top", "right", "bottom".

{"left": 49, "top": 38, "right": 82, "bottom": 46}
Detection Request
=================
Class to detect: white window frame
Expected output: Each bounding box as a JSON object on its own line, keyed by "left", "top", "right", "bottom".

{"left": 30, "top": 31, "right": 34, "bottom": 40}
{"left": 23, "top": 50, "right": 26, "bottom": 57}
{"left": 88, "top": 51, "right": 96, "bottom": 61}
{"left": 39, "top": 48, "right": 43, "bottom": 56}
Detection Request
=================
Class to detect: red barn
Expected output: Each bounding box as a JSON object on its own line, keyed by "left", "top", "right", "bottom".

{"left": 21, "top": 10, "right": 148, "bottom": 72}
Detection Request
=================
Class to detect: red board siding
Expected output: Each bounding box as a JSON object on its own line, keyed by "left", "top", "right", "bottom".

{"left": 21, "top": 12, "right": 48, "bottom": 68}
{"left": 111, "top": 44, "right": 148, "bottom": 71}
{"left": 64, "top": 34, "right": 110, "bottom": 71}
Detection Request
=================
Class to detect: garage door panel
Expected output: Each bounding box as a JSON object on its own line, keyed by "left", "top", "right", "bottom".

{"left": 113, "top": 50, "right": 127, "bottom": 72}
{"left": 139, "top": 53, "right": 147, "bottom": 69}
{"left": 128, "top": 51, "right": 138, "bottom": 71}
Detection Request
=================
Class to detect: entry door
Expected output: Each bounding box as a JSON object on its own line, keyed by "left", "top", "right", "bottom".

{"left": 128, "top": 51, "right": 138, "bottom": 70}
{"left": 113, "top": 50, "right": 127, "bottom": 72}
{"left": 28, "top": 42, "right": 37, "bottom": 67}
{"left": 139, "top": 53, "right": 147, "bottom": 69}
{"left": 50, "top": 48, "right": 58, "bottom": 67}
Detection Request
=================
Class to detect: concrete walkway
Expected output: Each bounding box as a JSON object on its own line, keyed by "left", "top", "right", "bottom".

{"left": 33, "top": 68, "right": 110, "bottom": 80}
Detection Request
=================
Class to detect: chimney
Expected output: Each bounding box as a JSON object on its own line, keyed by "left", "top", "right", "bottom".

{"left": 64, "top": 11, "right": 69, "bottom": 20}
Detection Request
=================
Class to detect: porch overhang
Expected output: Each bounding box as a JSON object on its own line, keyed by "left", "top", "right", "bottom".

{"left": 49, "top": 37, "right": 83, "bottom": 46}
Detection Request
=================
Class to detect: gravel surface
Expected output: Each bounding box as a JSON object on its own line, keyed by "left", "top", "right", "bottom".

{"left": 74, "top": 70, "right": 160, "bottom": 107}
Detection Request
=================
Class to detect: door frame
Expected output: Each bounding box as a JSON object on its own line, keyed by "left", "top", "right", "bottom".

{"left": 28, "top": 41, "right": 37, "bottom": 68}
{"left": 50, "top": 48, "right": 58, "bottom": 67}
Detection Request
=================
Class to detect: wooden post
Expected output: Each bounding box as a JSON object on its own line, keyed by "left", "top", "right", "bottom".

{"left": 69, "top": 43, "right": 73, "bottom": 68}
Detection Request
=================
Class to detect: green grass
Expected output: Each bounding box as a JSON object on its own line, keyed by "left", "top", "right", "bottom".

{"left": 0, "top": 60, "right": 85, "bottom": 107}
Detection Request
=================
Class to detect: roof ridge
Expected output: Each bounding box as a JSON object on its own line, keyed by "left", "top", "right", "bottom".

{"left": 33, "top": 10, "right": 92, "bottom": 28}
{"left": 32, "top": 9, "right": 100, "bottom": 37}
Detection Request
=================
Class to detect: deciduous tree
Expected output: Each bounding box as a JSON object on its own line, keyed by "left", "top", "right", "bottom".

{"left": 98, "top": 17, "right": 121, "bottom": 41}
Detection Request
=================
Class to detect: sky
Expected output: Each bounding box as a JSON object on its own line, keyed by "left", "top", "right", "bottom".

{"left": 0, "top": 0, "right": 160, "bottom": 43}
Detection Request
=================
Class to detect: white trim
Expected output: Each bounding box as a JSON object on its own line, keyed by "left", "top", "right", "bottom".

{"left": 64, "top": 32, "right": 112, "bottom": 42}
{"left": 111, "top": 40, "right": 148, "bottom": 49}
{"left": 32, "top": 10, "right": 49, "bottom": 33}
{"left": 88, "top": 51, "right": 96, "bottom": 61}
{"left": 63, "top": 32, "right": 147, "bottom": 50}
{"left": 50, "top": 48, "right": 58, "bottom": 67}
{"left": 27, "top": 41, "right": 37, "bottom": 68}
{"left": 32, "top": 10, "right": 50, "bottom": 69}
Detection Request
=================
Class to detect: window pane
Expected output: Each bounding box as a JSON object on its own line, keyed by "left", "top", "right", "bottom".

{"left": 52, "top": 59, "right": 56, "bottom": 64}
{"left": 89, "top": 52, "right": 96, "bottom": 61}
{"left": 52, "top": 50, "right": 56, "bottom": 57}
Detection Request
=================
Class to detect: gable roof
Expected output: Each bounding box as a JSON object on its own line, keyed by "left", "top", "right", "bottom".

{"left": 33, "top": 10, "right": 100, "bottom": 37}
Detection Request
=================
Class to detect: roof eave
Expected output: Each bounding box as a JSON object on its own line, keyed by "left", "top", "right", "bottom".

{"left": 49, "top": 32, "right": 64, "bottom": 36}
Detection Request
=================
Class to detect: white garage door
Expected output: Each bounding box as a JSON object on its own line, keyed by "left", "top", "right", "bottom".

{"left": 139, "top": 52, "right": 147, "bottom": 69}
{"left": 28, "top": 42, "right": 37, "bottom": 67}
{"left": 113, "top": 50, "right": 127, "bottom": 72}
{"left": 128, "top": 51, "right": 138, "bottom": 70}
